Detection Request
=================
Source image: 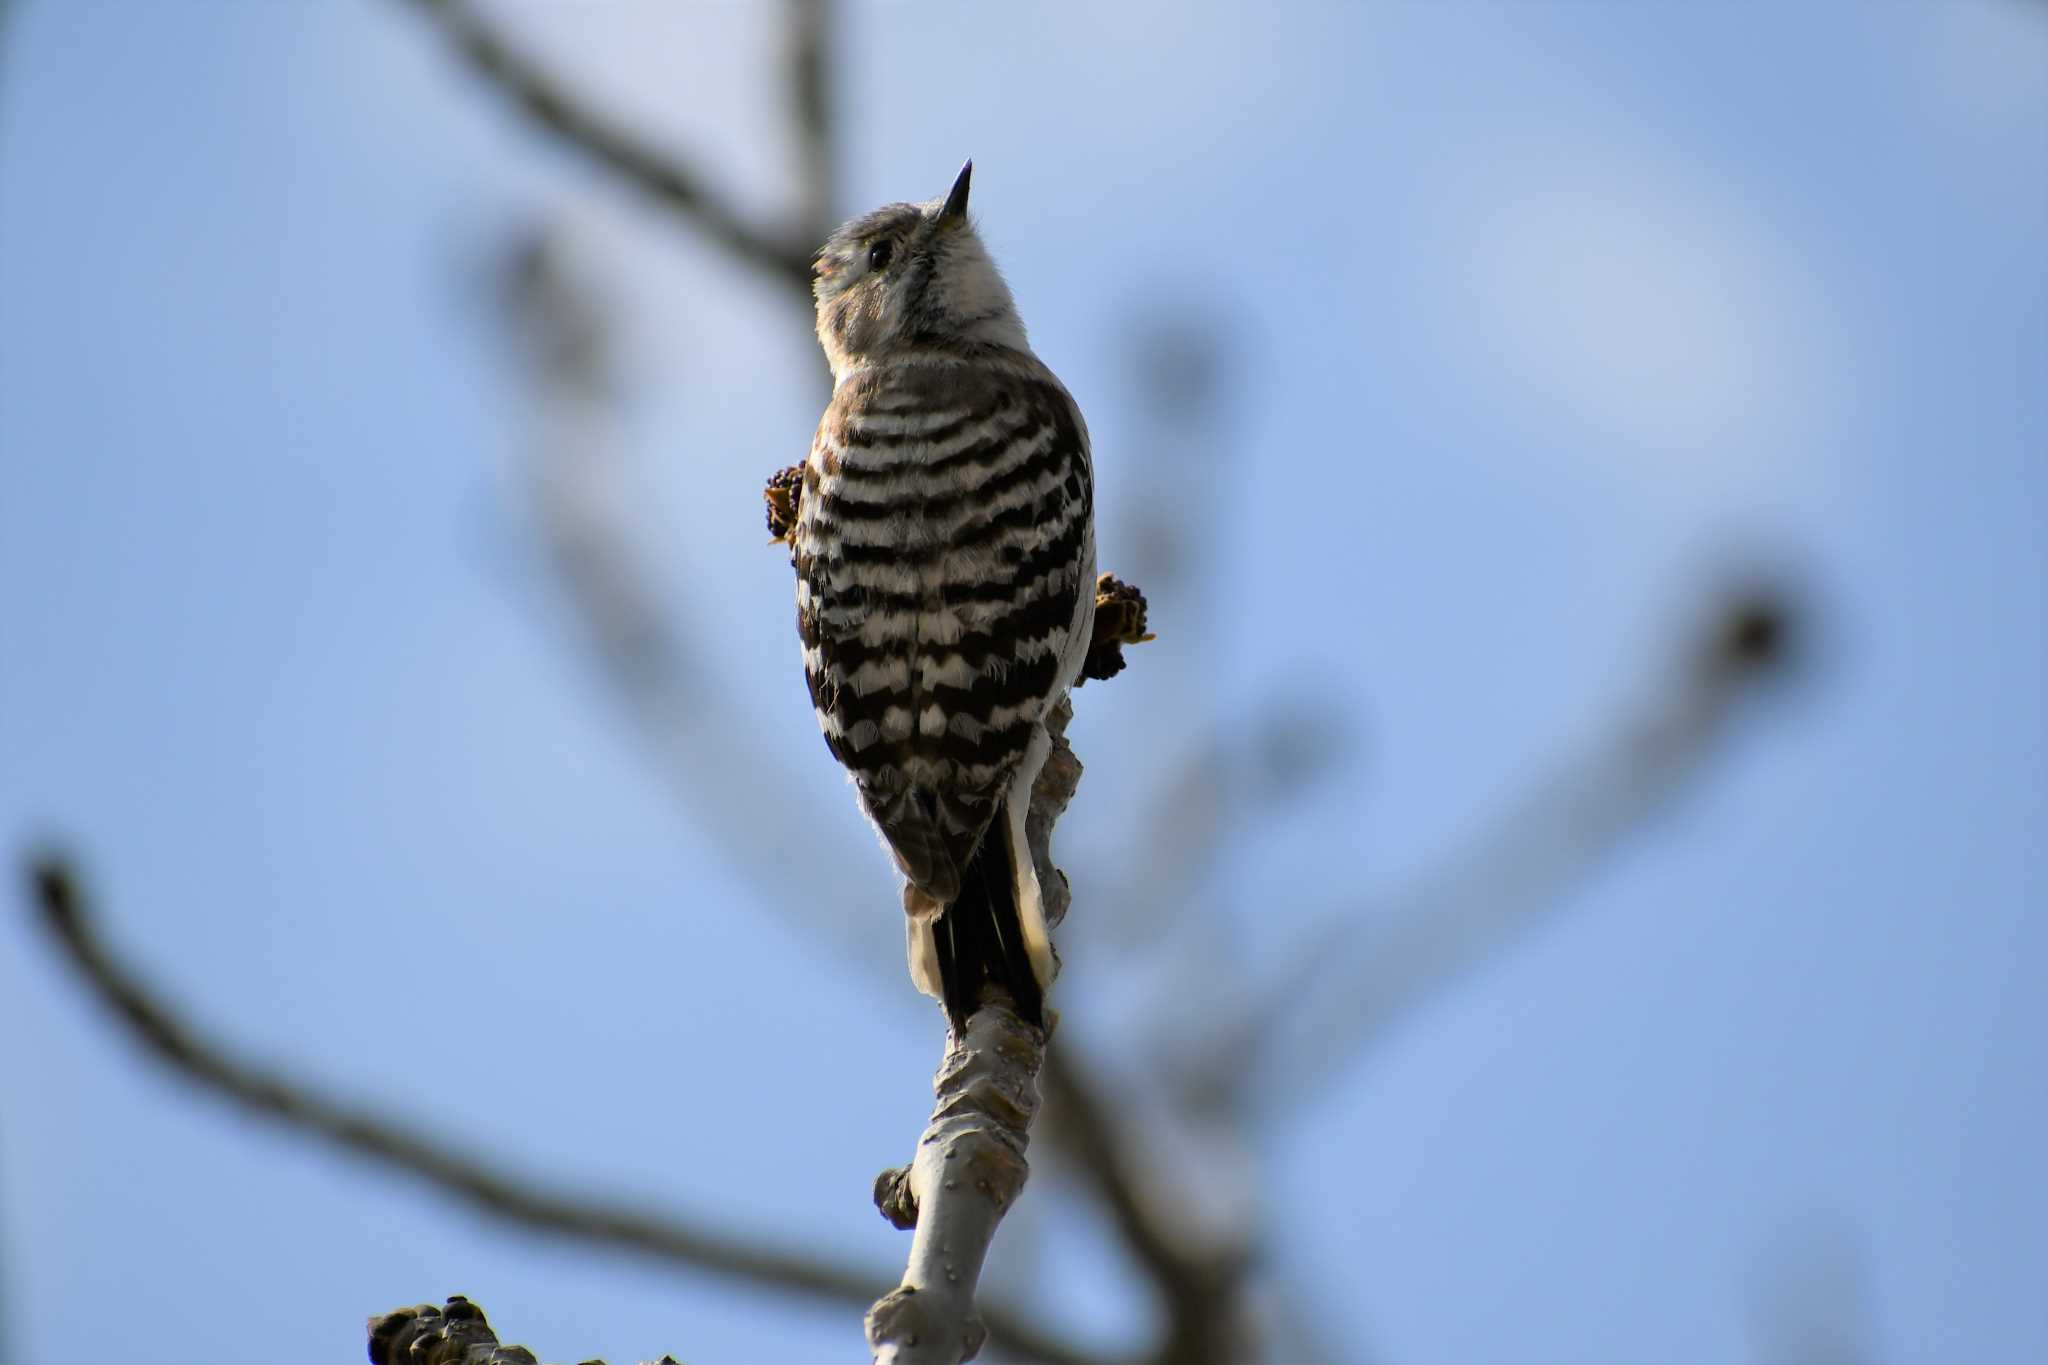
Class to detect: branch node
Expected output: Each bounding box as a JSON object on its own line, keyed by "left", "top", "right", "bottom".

{"left": 869, "top": 1001, "right": 1046, "bottom": 1362}
{"left": 874, "top": 1163, "right": 919, "bottom": 1230}
{"left": 866, "top": 1285, "right": 987, "bottom": 1364}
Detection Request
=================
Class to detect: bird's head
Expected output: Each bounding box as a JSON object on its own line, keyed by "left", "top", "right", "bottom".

{"left": 812, "top": 161, "right": 1026, "bottom": 381}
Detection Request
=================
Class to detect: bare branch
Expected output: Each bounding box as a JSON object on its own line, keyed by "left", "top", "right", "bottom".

{"left": 1231, "top": 586, "right": 1803, "bottom": 1110}
{"left": 1028, "top": 586, "right": 1800, "bottom": 1363}
{"left": 784, "top": 0, "right": 835, "bottom": 245}
{"left": 407, "top": 16, "right": 1246, "bottom": 1351}
{"left": 397, "top": 0, "right": 815, "bottom": 291}
{"left": 500, "top": 232, "right": 895, "bottom": 974}
{"left": 864, "top": 701, "right": 1136, "bottom": 1365}
{"left": 868, "top": 1005, "right": 1046, "bottom": 1365}
{"left": 1040, "top": 1050, "right": 1249, "bottom": 1365}
{"left": 21, "top": 855, "right": 1104, "bottom": 1364}
{"left": 24, "top": 856, "right": 878, "bottom": 1302}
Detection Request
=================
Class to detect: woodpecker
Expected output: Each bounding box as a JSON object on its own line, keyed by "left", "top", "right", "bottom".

{"left": 793, "top": 162, "right": 1095, "bottom": 1031}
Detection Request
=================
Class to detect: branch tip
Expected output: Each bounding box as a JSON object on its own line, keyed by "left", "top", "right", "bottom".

{"left": 400, "top": 0, "right": 815, "bottom": 289}
{"left": 26, "top": 850, "right": 79, "bottom": 927}
{"left": 1709, "top": 590, "right": 1797, "bottom": 679}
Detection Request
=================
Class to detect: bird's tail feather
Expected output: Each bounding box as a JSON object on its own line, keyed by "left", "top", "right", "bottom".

{"left": 937, "top": 822, "right": 1046, "bottom": 1031}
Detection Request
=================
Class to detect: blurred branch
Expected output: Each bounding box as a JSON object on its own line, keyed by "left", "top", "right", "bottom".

{"left": 1232, "top": 587, "right": 1801, "bottom": 1110}
{"left": 1071, "top": 735, "right": 1224, "bottom": 955}
{"left": 21, "top": 855, "right": 1104, "bottom": 1365}
{"left": 398, "top": 0, "right": 816, "bottom": 291}
{"left": 784, "top": 0, "right": 835, "bottom": 246}
{"left": 501, "top": 231, "right": 894, "bottom": 974}
{"left": 1240, "top": 1277, "right": 1369, "bottom": 1365}
{"left": 1076, "top": 694, "right": 1346, "bottom": 958}
{"left": 1041, "top": 1050, "right": 1250, "bottom": 1365}
{"left": 430, "top": 14, "right": 1269, "bottom": 1357}
{"left": 1015, "top": 697, "right": 1260, "bottom": 1362}
{"left": 24, "top": 856, "right": 876, "bottom": 1302}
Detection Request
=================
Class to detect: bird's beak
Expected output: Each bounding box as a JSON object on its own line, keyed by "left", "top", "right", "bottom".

{"left": 939, "top": 160, "right": 972, "bottom": 222}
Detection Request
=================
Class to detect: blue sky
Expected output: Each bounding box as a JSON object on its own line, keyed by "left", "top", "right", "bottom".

{"left": 2, "top": 3, "right": 2043, "bottom": 1363}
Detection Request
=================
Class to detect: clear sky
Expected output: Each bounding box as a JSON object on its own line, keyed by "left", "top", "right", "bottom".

{"left": 2, "top": 3, "right": 2043, "bottom": 1363}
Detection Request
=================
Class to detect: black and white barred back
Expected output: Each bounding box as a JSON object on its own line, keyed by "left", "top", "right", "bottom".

{"left": 794, "top": 346, "right": 1095, "bottom": 1028}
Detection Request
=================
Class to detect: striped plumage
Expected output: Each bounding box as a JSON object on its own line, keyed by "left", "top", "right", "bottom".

{"left": 794, "top": 164, "right": 1095, "bottom": 1029}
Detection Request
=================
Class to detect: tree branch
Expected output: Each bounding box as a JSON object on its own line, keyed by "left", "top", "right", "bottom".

{"left": 1029, "top": 586, "right": 1799, "bottom": 1363}
{"left": 23, "top": 856, "right": 876, "bottom": 1302}
{"left": 864, "top": 700, "right": 1132, "bottom": 1365}
{"left": 868, "top": 1005, "right": 1046, "bottom": 1365}
{"left": 397, "top": 0, "right": 816, "bottom": 291}
{"left": 1234, "top": 585, "right": 1803, "bottom": 1109}
{"left": 418, "top": 11, "right": 1274, "bottom": 1352}
{"left": 500, "top": 232, "right": 897, "bottom": 975}
{"left": 1040, "top": 1049, "right": 1248, "bottom": 1365}
{"left": 784, "top": 0, "right": 835, "bottom": 246}
{"left": 21, "top": 856, "right": 1103, "bottom": 1365}
{"left": 369, "top": 1295, "right": 661, "bottom": 1365}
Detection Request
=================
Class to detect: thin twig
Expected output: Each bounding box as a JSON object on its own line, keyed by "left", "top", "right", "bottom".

{"left": 398, "top": 0, "right": 815, "bottom": 291}
{"left": 21, "top": 856, "right": 1107, "bottom": 1365}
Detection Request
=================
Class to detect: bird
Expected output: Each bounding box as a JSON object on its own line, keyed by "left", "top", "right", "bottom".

{"left": 791, "top": 162, "right": 1095, "bottom": 1032}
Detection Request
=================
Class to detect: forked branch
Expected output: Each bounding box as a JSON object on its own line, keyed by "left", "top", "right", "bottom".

{"left": 21, "top": 858, "right": 1105, "bottom": 1365}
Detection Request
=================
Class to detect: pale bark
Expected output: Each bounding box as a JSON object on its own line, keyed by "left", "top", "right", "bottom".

{"left": 866, "top": 702, "right": 1081, "bottom": 1364}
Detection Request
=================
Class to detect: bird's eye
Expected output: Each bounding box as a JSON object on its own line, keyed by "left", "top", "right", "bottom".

{"left": 867, "top": 240, "right": 894, "bottom": 271}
